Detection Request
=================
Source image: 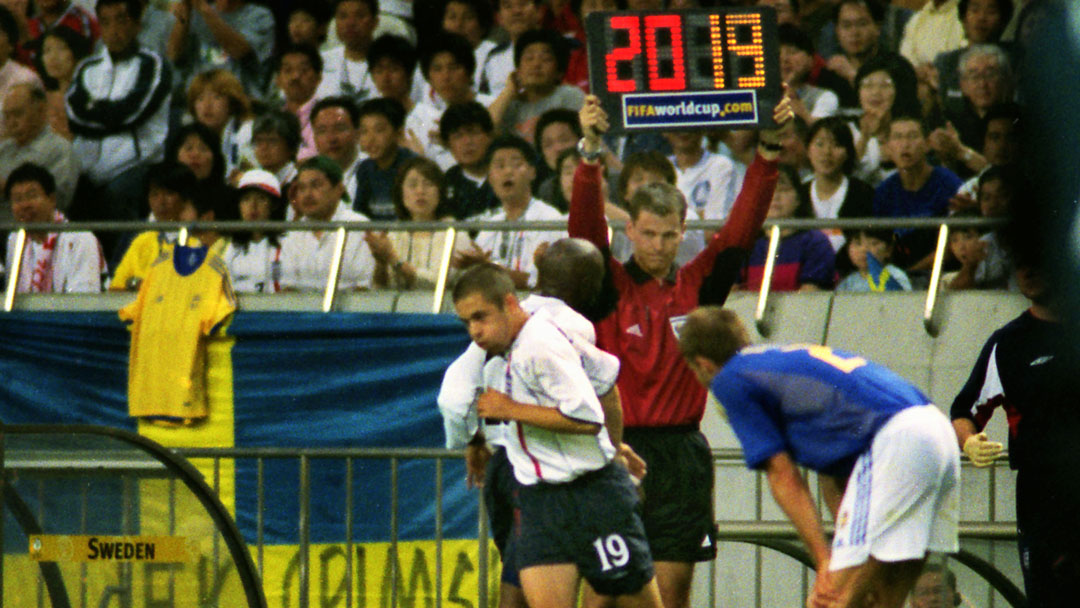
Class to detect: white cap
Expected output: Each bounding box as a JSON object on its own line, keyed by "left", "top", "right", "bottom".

{"left": 236, "top": 169, "right": 281, "bottom": 198}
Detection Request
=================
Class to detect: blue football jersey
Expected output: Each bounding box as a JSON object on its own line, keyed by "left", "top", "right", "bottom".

{"left": 709, "top": 344, "right": 930, "bottom": 476}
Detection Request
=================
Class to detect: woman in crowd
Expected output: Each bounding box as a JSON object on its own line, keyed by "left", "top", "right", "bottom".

{"left": 851, "top": 54, "right": 919, "bottom": 185}
{"left": 741, "top": 164, "right": 836, "bottom": 292}
{"left": 223, "top": 169, "right": 286, "bottom": 293}
{"left": 167, "top": 122, "right": 228, "bottom": 193}
{"left": 804, "top": 116, "right": 875, "bottom": 250}
{"left": 33, "top": 26, "right": 91, "bottom": 139}
{"left": 186, "top": 68, "right": 256, "bottom": 180}
{"left": 365, "top": 157, "right": 472, "bottom": 289}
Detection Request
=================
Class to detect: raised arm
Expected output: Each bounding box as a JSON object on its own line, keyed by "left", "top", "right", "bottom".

{"left": 568, "top": 95, "right": 611, "bottom": 250}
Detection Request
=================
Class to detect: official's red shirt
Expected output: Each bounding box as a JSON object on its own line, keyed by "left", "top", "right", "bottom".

{"left": 568, "top": 155, "right": 777, "bottom": 427}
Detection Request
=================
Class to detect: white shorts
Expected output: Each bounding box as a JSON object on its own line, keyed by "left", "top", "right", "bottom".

{"left": 830, "top": 405, "right": 960, "bottom": 571}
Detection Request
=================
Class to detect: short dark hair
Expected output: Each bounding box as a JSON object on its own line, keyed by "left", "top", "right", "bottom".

{"left": 311, "top": 95, "right": 361, "bottom": 127}
{"left": 536, "top": 238, "right": 605, "bottom": 314}
{"left": 420, "top": 32, "right": 476, "bottom": 79}
{"left": 887, "top": 112, "right": 927, "bottom": 137}
{"left": 253, "top": 109, "right": 303, "bottom": 156}
{"left": 534, "top": 109, "right": 582, "bottom": 153}
{"left": 806, "top": 116, "right": 857, "bottom": 175}
{"left": 777, "top": 164, "right": 813, "bottom": 218}
{"left": 290, "top": 1, "right": 333, "bottom": 25}
{"left": 627, "top": 182, "right": 687, "bottom": 222}
{"left": 357, "top": 97, "right": 407, "bottom": 130}
{"left": 778, "top": 23, "right": 814, "bottom": 55}
{"left": 855, "top": 53, "right": 920, "bottom": 116}
{"left": 298, "top": 155, "right": 345, "bottom": 185}
{"left": 678, "top": 306, "right": 750, "bottom": 367}
{"left": 146, "top": 161, "right": 199, "bottom": 202}
{"left": 367, "top": 34, "right": 418, "bottom": 77}
{"left": 166, "top": 122, "right": 226, "bottom": 186}
{"left": 441, "top": 0, "right": 494, "bottom": 32}
{"left": 5, "top": 163, "right": 55, "bottom": 199}
{"left": 392, "top": 156, "right": 451, "bottom": 220}
{"left": 439, "top": 101, "right": 494, "bottom": 143}
{"left": 275, "top": 43, "right": 324, "bottom": 75}
{"left": 958, "top": 0, "right": 1013, "bottom": 29}
{"left": 0, "top": 5, "right": 17, "bottom": 47}
{"left": 452, "top": 263, "right": 515, "bottom": 306}
{"left": 834, "top": 0, "right": 886, "bottom": 25}
{"left": 95, "top": 0, "right": 143, "bottom": 20}
{"left": 617, "top": 151, "right": 676, "bottom": 202}
{"left": 336, "top": 0, "right": 378, "bottom": 17}
{"left": 486, "top": 134, "right": 537, "bottom": 169}
{"left": 33, "top": 27, "right": 94, "bottom": 91}
{"left": 513, "top": 29, "right": 569, "bottom": 75}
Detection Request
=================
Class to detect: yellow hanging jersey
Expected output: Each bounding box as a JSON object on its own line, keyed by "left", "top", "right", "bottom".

{"left": 110, "top": 231, "right": 174, "bottom": 291}
{"left": 119, "top": 241, "right": 236, "bottom": 423}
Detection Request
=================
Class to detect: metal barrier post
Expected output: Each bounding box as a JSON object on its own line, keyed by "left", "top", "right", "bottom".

{"left": 4, "top": 229, "right": 26, "bottom": 312}
{"left": 755, "top": 225, "right": 782, "bottom": 337}
{"left": 299, "top": 455, "right": 311, "bottom": 608}
{"left": 432, "top": 228, "right": 457, "bottom": 314}
{"left": 435, "top": 458, "right": 444, "bottom": 608}
{"left": 346, "top": 457, "right": 354, "bottom": 608}
{"left": 477, "top": 490, "right": 489, "bottom": 608}
{"left": 322, "top": 227, "right": 348, "bottom": 313}
{"left": 923, "top": 224, "right": 950, "bottom": 336}
{"left": 390, "top": 458, "right": 399, "bottom": 608}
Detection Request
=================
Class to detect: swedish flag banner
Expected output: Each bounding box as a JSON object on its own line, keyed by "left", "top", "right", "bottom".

{"left": 0, "top": 311, "right": 498, "bottom": 607}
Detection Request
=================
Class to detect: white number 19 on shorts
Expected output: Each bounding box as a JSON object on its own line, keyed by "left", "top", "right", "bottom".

{"left": 593, "top": 534, "right": 629, "bottom": 571}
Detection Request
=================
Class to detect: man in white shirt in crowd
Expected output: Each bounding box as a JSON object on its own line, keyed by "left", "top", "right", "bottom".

{"left": 0, "top": 83, "right": 77, "bottom": 222}
{"left": 4, "top": 163, "right": 104, "bottom": 293}
{"left": 316, "top": 0, "right": 380, "bottom": 101}
{"left": 311, "top": 96, "right": 366, "bottom": 201}
{"left": 68, "top": 0, "right": 171, "bottom": 223}
{"left": 457, "top": 135, "right": 565, "bottom": 289}
{"left": 665, "top": 128, "right": 737, "bottom": 266}
{"left": 279, "top": 155, "right": 375, "bottom": 291}
{"left": 477, "top": 0, "right": 540, "bottom": 97}
{"left": 274, "top": 44, "right": 323, "bottom": 161}
{"left": 167, "top": 0, "right": 275, "bottom": 96}
{"left": 0, "top": 5, "right": 42, "bottom": 122}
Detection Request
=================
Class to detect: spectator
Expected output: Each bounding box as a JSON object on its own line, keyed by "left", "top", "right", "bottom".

{"left": 873, "top": 114, "right": 962, "bottom": 273}
{"left": 286, "top": 2, "right": 331, "bottom": 48}
{"left": 167, "top": 0, "right": 275, "bottom": 97}
{"left": 489, "top": 29, "right": 584, "bottom": 141}
{"left": 776, "top": 114, "right": 813, "bottom": 180}
{"left": 440, "top": 101, "right": 498, "bottom": 219}
{"left": 366, "top": 156, "right": 473, "bottom": 288}
{"left": 666, "top": 128, "right": 737, "bottom": 226}
{"left": 851, "top": 53, "right": 919, "bottom": 185}
{"left": 406, "top": 32, "right": 494, "bottom": 170}
{"left": 352, "top": 96, "right": 414, "bottom": 220}
{"left": 279, "top": 155, "right": 376, "bottom": 291}
{"left": 931, "top": 45, "right": 1013, "bottom": 175}
{"left": 110, "top": 162, "right": 198, "bottom": 290}
{"left": 779, "top": 23, "right": 850, "bottom": 118}
{"left": 186, "top": 68, "right": 255, "bottom": 179}
{"left": 818, "top": 0, "right": 912, "bottom": 64}
{"left": 458, "top": 134, "right": 565, "bottom": 289}
{"left": 824, "top": 0, "right": 912, "bottom": 90}
{"left": 366, "top": 33, "right": 424, "bottom": 111}
{"left": 909, "top": 564, "right": 965, "bottom": 608}
{"left": 0, "top": 83, "right": 77, "bottom": 221}
{"left": 223, "top": 169, "right": 286, "bottom": 293}
{"left": 4, "top": 162, "right": 104, "bottom": 293}
{"left": 20, "top": 0, "right": 98, "bottom": 65}
{"left": 532, "top": 108, "right": 580, "bottom": 205}
{"left": 934, "top": 0, "right": 1013, "bottom": 111}
{"left": 899, "top": 0, "right": 966, "bottom": 70}
{"left": 251, "top": 109, "right": 302, "bottom": 206}
{"left": 950, "top": 101, "right": 1021, "bottom": 208}
{"left": 0, "top": 5, "right": 43, "bottom": 123}
{"left": 32, "top": 26, "right": 92, "bottom": 140}
{"left": 439, "top": 0, "right": 497, "bottom": 94}
{"left": 137, "top": 0, "right": 178, "bottom": 58}
{"left": 942, "top": 167, "right": 1016, "bottom": 290}
{"left": 167, "top": 122, "right": 227, "bottom": 193}
{"left": 805, "top": 116, "right": 874, "bottom": 249}
{"left": 68, "top": 0, "right": 171, "bottom": 223}
{"left": 548, "top": 145, "right": 581, "bottom": 214}
{"left": 836, "top": 228, "right": 912, "bottom": 291}
{"left": 741, "top": 164, "right": 836, "bottom": 292}
{"left": 477, "top": 0, "right": 541, "bottom": 96}
{"left": 310, "top": 95, "right": 364, "bottom": 206}
{"left": 316, "top": 0, "right": 379, "bottom": 102}
{"left": 273, "top": 44, "right": 322, "bottom": 161}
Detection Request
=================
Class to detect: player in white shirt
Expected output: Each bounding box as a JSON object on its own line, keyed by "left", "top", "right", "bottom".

{"left": 279, "top": 156, "right": 375, "bottom": 291}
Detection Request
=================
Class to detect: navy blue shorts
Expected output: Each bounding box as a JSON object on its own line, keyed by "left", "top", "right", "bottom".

{"left": 482, "top": 445, "right": 521, "bottom": 587}
{"left": 515, "top": 462, "right": 654, "bottom": 596}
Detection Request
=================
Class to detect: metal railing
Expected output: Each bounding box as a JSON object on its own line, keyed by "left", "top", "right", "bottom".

{"left": 2, "top": 217, "right": 1006, "bottom": 322}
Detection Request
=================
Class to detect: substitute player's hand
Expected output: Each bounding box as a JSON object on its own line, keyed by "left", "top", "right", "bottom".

{"left": 616, "top": 443, "right": 647, "bottom": 482}
{"left": 963, "top": 432, "right": 1003, "bottom": 467}
{"left": 477, "top": 388, "right": 514, "bottom": 420}
{"left": 808, "top": 560, "right": 838, "bottom": 608}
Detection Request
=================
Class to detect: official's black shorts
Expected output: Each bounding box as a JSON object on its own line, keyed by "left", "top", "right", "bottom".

{"left": 483, "top": 445, "right": 521, "bottom": 587}
{"left": 623, "top": 426, "right": 717, "bottom": 563}
{"left": 515, "top": 462, "right": 654, "bottom": 596}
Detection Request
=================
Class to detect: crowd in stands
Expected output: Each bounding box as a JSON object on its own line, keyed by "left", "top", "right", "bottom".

{"left": 0, "top": 0, "right": 1035, "bottom": 295}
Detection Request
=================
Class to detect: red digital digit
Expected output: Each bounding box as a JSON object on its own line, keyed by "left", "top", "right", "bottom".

{"left": 605, "top": 16, "right": 641, "bottom": 93}
{"left": 726, "top": 13, "right": 766, "bottom": 88}
{"left": 643, "top": 14, "right": 686, "bottom": 91}
{"left": 709, "top": 14, "right": 725, "bottom": 89}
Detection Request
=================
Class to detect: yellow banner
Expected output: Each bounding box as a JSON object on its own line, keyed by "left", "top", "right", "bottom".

{"left": 29, "top": 535, "right": 192, "bottom": 563}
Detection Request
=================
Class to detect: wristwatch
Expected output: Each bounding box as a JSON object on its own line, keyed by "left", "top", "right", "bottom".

{"left": 577, "top": 138, "right": 604, "bottom": 163}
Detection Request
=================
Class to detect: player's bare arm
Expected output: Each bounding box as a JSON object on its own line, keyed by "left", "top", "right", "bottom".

{"left": 477, "top": 388, "right": 602, "bottom": 435}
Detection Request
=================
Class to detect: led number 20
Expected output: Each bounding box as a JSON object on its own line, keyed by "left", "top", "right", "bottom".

{"left": 593, "top": 534, "right": 630, "bottom": 571}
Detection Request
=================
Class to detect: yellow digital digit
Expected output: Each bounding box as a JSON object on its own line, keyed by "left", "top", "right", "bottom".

{"left": 709, "top": 14, "right": 725, "bottom": 89}
{"left": 725, "top": 13, "right": 766, "bottom": 88}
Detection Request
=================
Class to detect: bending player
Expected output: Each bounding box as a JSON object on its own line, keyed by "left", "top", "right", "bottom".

{"left": 568, "top": 89, "right": 794, "bottom": 608}
{"left": 438, "top": 239, "right": 644, "bottom": 608}
{"left": 454, "top": 263, "right": 662, "bottom": 608}
{"left": 678, "top": 307, "right": 960, "bottom": 608}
